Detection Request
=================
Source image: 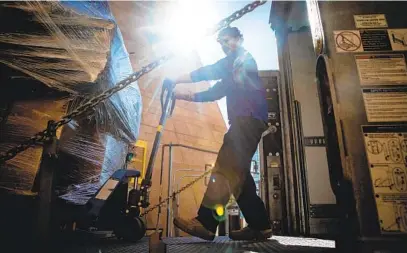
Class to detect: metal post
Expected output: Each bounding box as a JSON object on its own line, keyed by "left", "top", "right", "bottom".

{"left": 155, "top": 145, "right": 167, "bottom": 234}
{"left": 36, "top": 120, "right": 58, "bottom": 247}
{"left": 166, "top": 143, "right": 173, "bottom": 237}
{"left": 225, "top": 212, "right": 229, "bottom": 236}
{"left": 149, "top": 230, "right": 167, "bottom": 253}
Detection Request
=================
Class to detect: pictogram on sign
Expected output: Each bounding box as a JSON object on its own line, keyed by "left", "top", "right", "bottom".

{"left": 334, "top": 30, "right": 363, "bottom": 52}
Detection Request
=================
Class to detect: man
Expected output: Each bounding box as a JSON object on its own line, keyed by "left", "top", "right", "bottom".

{"left": 167, "top": 26, "right": 272, "bottom": 241}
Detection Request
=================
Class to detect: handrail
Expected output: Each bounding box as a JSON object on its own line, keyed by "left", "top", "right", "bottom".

{"left": 157, "top": 142, "right": 259, "bottom": 237}
{"left": 158, "top": 143, "right": 218, "bottom": 237}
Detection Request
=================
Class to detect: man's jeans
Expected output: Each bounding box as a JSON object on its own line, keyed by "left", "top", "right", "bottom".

{"left": 196, "top": 116, "right": 271, "bottom": 232}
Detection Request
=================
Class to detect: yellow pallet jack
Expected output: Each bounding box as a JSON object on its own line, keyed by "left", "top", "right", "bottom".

{"left": 70, "top": 79, "right": 175, "bottom": 245}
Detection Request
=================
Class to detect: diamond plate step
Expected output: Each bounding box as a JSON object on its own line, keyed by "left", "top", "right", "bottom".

{"left": 61, "top": 235, "right": 335, "bottom": 253}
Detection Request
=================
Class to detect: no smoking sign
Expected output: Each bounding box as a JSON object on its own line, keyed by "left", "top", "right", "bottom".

{"left": 334, "top": 30, "right": 364, "bottom": 52}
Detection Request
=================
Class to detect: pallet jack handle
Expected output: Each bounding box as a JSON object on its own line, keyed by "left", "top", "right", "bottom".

{"left": 139, "top": 79, "right": 176, "bottom": 207}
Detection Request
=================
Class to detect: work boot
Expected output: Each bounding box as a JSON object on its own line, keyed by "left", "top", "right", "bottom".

{"left": 229, "top": 227, "right": 272, "bottom": 241}
{"left": 173, "top": 217, "right": 215, "bottom": 241}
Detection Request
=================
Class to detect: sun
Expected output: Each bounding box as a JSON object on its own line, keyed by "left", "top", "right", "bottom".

{"left": 151, "top": 0, "right": 219, "bottom": 55}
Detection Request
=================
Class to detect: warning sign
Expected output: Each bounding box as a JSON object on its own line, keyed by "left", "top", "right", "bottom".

{"left": 374, "top": 198, "right": 407, "bottom": 234}
{"left": 363, "top": 125, "right": 407, "bottom": 164}
{"left": 360, "top": 30, "right": 392, "bottom": 51}
{"left": 335, "top": 28, "right": 407, "bottom": 53}
{"left": 334, "top": 30, "right": 363, "bottom": 52}
{"left": 362, "top": 87, "right": 407, "bottom": 122}
{"left": 362, "top": 125, "right": 407, "bottom": 234}
{"left": 355, "top": 54, "right": 407, "bottom": 85}
{"left": 388, "top": 29, "right": 407, "bottom": 51}
{"left": 354, "top": 14, "right": 388, "bottom": 29}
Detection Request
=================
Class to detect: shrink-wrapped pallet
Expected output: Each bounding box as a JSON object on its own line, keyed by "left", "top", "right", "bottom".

{"left": 0, "top": 1, "right": 142, "bottom": 204}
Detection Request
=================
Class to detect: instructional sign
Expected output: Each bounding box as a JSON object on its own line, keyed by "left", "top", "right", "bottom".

{"left": 355, "top": 54, "right": 407, "bottom": 85}
{"left": 334, "top": 30, "right": 363, "bottom": 52}
{"left": 362, "top": 87, "right": 407, "bottom": 122}
{"left": 354, "top": 14, "right": 388, "bottom": 29}
{"left": 388, "top": 29, "right": 407, "bottom": 51}
{"left": 362, "top": 125, "right": 407, "bottom": 234}
{"left": 334, "top": 28, "right": 407, "bottom": 52}
{"left": 360, "top": 30, "right": 392, "bottom": 51}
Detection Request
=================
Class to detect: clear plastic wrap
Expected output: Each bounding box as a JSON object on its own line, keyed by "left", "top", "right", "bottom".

{"left": 0, "top": 1, "right": 142, "bottom": 204}
{"left": 0, "top": 98, "right": 70, "bottom": 195}
{"left": 58, "top": 134, "right": 128, "bottom": 205}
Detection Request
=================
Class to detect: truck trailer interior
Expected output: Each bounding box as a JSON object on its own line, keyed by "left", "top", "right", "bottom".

{"left": 0, "top": 1, "right": 406, "bottom": 253}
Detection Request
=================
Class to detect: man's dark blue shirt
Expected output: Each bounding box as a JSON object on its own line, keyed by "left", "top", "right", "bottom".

{"left": 189, "top": 48, "right": 268, "bottom": 124}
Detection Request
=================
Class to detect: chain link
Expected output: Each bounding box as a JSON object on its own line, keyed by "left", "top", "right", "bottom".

{"left": 0, "top": 55, "right": 172, "bottom": 163}
{"left": 217, "top": 1, "right": 265, "bottom": 30}
{"left": 135, "top": 0, "right": 269, "bottom": 215}
{"left": 1, "top": 1, "right": 266, "bottom": 216}
{"left": 56, "top": 56, "right": 171, "bottom": 127}
{"left": 0, "top": 0, "right": 267, "bottom": 228}
{"left": 0, "top": 130, "right": 48, "bottom": 163}
{"left": 140, "top": 167, "right": 214, "bottom": 217}
{"left": 0, "top": 0, "right": 266, "bottom": 164}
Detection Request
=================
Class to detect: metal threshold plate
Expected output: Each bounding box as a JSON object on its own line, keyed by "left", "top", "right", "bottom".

{"left": 62, "top": 235, "right": 335, "bottom": 253}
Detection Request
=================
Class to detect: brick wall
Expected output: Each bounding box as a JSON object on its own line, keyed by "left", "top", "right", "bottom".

{"left": 109, "top": 2, "right": 227, "bottom": 236}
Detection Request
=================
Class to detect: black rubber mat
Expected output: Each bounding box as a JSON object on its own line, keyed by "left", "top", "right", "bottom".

{"left": 61, "top": 235, "right": 335, "bottom": 253}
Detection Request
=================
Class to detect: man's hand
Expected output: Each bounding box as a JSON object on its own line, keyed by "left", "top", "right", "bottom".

{"left": 174, "top": 90, "right": 195, "bottom": 101}
{"left": 163, "top": 78, "right": 176, "bottom": 89}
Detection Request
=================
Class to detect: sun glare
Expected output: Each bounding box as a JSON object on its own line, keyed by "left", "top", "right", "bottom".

{"left": 152, "top": 0, "right": 219, "bottom": 55}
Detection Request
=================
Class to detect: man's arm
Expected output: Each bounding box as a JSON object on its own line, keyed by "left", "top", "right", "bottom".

{"left": 174, "top": 73, "right": 193, "bottom": 84}
{"left": 193, "top": 80, "right": 228, "bottom": 102}
{"left": 173, "top": 58, "right": 227, "bottom": 85}
{"left": 175, "top": 80, "right": 228, "bottom": 102}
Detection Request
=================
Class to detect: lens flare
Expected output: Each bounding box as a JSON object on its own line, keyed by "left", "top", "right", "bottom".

{"left": 212, "top": 204, "right": 226, "bottom": 222}
{"left": 151, "top": 1, "right": 219, "bottom": 56}
{"left": 215, "top": 204, "right": 224, "bottom": 216}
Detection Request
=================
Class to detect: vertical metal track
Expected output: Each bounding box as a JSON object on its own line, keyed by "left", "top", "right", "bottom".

{"left": 258, "top": 138, "right": 269, "bottom": 214}
{"left": 291, "top": 100, "right": 304, "bottom": 235}
{"left": 293, "top": 101, "right": 310, "bottom": 236}
{"left": 277, "top": 27, "right": 299, "bottom": 235}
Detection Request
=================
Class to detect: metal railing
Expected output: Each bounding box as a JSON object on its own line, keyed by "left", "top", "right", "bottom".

{"left": 158, "top": 143, "right": 218, "bottom": 237}
{"left": 157, "top": 143, "right": 260, "bottom": 237}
